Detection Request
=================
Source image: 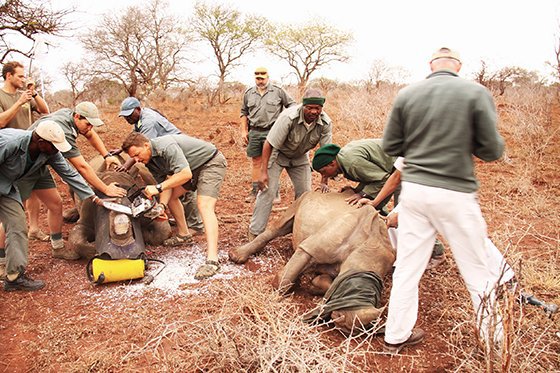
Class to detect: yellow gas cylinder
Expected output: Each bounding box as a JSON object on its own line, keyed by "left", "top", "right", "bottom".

{"left": 91, "top": 258, "right": 145, "bottom": 283}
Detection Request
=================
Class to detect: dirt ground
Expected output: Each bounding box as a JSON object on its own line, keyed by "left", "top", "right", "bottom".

{"left": 1, "top": 96, "right": 559, "bottom": 372}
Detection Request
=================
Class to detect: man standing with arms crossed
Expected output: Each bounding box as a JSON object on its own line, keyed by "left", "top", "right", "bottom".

{"left": 381, "top": 48, "right": 506, "bottom": 354}
{"left": 240, "top": 67, "right": 295, "bottom": 203}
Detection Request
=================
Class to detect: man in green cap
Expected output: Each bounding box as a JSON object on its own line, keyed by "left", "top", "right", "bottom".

{"left": 312, "top": 139, "right": 399, "bottom": 212}
{"left": 248, "top": 88, "right": 332, "bottom": 239}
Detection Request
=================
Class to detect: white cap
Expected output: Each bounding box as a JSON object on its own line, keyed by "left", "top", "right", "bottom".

{"left": 75, "top": 101, "right": 104, "bottom": 127}
{"left": 35, "top": 120, "right": 72, "bottom": 153}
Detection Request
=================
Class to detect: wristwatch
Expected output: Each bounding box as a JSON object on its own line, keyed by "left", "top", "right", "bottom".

{"left": 32, "top": 93, "right": 38, "bottom": 98}
{"left": 155, "top": 183, "right": 164, "bottom": 193}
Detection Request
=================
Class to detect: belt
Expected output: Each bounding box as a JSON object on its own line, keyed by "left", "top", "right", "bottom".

{"left": 249, "top": 126, "right": 271, "bottom": 132}
{"left": 200, "top": 149, "right": 219, "bottom": 168}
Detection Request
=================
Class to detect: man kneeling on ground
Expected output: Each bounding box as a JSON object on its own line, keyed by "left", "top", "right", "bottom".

{"left": 121, "top": 132, "right": 227, "bottom": 280}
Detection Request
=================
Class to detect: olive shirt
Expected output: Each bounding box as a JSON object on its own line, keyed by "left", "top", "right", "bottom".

{"left": 241, "top": 84, "right": 295, "bottom": 130}
{"left": 383, "top": 70, "right": 504, "bottom": 193}
{"left": 135, "top": 108, "right": 181, "bottom": 138}
{"left": 145, "top": 134, "right": 217, "bottom": 183}
{"left": 266, "top": 104, "right": 333, "bottom": 167}
{"left": 28, "top": 108, "right": 83, "bottom": 159}
{"left": 0, "top": 89, "right": 37, "bottom": 129}
{"left": 0, "top": 129, "right": 94, "bottom": 205}
{"left": 336, "top": 139, "right": 397, "bottom": 204}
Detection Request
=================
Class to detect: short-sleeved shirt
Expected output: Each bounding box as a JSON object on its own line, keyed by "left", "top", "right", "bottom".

{"left": 146, "top": 134, "right": 217, "bottom": 183}
{"left": 134, "top": 108, "right": 181, "bottom": 139}
{"left": 28, "top": 108, "right": 82, "bottom": 159}
{"left": 266, "top": 104, "right": 332, "bottom": 167}
{"left": 336, "top": 139, "right": 397, "bottom": 198}
{"left": 0, "top": 129, "right": 94, "bottom": 204}
{"left": 241, "top": 84, "right": 295, "bottom": 130}
{"left": 0, "top": 89, "right": 37, "bottom": 129}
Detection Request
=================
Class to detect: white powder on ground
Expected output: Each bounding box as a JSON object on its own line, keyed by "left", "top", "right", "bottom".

{"left": 81, "top": 243, "right": 276, "bottom": 303}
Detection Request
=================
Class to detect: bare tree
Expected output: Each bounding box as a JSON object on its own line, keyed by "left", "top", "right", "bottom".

{"left": 0, "top": 0, "right": 73, "bottom": 63}
{"left": 61, "top": 61, "right": 88, "bottom": 105}
{"left": 367, "top": 59, "right": 410, "bottom": 91}
{"left": 81, "top": 0, "right": 190, "bottom": 97}
{"left": 265, "top": 19, "right": 353, "bottom": 92}
{"left": 474, "top": 61, "right": 541, "bottom": 95}
{"left": 191, "top": 2, "right": 269, "bottom": 105}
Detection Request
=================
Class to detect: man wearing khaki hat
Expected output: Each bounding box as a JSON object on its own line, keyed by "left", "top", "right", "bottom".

{"left": 240, "top": 67, "right": 295, "bottom": 203}
{"left": 0, "top": 121, "right": 99, "bottom": 291}
{"left": 382, "top": 47, "right": 506, "bottom": 354}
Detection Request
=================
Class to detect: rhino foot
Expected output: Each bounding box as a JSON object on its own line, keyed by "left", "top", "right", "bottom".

{"left": 331, "top": 307, "right": 384, "bottom": 335}
{"left": 228, "top": 248, "right": 250, "bottom": 264}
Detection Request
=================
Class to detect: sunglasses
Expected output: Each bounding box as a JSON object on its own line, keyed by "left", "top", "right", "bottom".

{"left": 254, "top": 72, "right": 267, "bottom": 76}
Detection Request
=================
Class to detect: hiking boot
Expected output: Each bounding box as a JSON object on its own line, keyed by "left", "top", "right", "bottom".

{"left": 4, "top": 273, "right": 45, "bottom": 292}
{"left": 51, "top": 239, "right": 80, "bottom": 260}
{"left": 383, "top": 328, "right": 426, "bottom": 355}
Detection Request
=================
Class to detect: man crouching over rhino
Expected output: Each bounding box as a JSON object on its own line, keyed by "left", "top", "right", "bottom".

{"left": 229, "top": 190, "right": 395, "bottom": 334}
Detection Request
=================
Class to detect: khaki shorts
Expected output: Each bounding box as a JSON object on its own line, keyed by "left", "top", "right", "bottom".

{"left": 182, "top": 152, "right": 227, "bottom": 199}
{"left": 246, "top": 129, "right": 269, "bottom": 158}
{"left": 16, "top": 166, "right": 56, "bottom": 200}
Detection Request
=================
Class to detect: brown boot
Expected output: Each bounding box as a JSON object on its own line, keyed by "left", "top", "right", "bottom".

{"left": 384, "top": 328, "right": 426, "bottom": 355}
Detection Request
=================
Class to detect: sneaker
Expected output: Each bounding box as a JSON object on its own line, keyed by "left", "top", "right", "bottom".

{"left": 383, "top": 328, "right": 426, "bottom": 355}
{"left": 245, "top": 192, "right": 257, "bottom": 203}
{"left": 28, "top": 229, "right": 50, "bottom": 242}
{"left": 3, "top": 273, "right": 45, "bottom": 292}
{"left": 247, "top": 230, "right": 257, "bottom": 241}
{"left": 426, "top": 254, "right": 445, "bottom": 270}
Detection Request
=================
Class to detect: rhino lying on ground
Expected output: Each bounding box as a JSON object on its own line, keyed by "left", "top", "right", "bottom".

{"left": 68, "top": 155, "right": 172, "bottom": 259}
{"left": 229, "top": 190, "right": 396, "bottom": 334}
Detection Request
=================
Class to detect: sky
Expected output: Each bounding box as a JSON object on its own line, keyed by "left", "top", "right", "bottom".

{"left": 30, "top": 0, "right": 560, "bottom": 91}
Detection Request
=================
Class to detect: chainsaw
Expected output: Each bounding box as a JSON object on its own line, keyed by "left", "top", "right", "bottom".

{"left": 101, "top": 184, "right": 164, "bottom": 219}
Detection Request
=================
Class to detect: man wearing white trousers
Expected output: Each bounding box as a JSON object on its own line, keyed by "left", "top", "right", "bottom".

{"left": 381, "top": 47, "right": 506, "bottom": 354}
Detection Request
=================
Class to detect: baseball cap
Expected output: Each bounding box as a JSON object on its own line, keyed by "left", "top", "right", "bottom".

{"left": 35, "top": 120, "right": 71, "bottom": 152}
{"left": 119, "top": 97, "right": 141, "bottom": 117}
{"left": 75, "top": 102, "right": 104, "bottom": 127}
{"left": 254, "top": 67, "right": 268, "bottom": 78}
{"left": 430, "top": 47, "right": 461, "bottom": 63}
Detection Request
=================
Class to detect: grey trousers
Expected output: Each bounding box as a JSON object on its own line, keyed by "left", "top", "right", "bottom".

{"left": 249, "top": 161, "right": 311, "bottom": 235}
{"left": 0, "top": 196, "right": 28, "bottom": 276}
{"left": 182, "top": 191, "right": 204, "bottom": 230}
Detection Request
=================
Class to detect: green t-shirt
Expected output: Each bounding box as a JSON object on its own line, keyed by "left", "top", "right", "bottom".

{"left": 0, "top": 89, "right": 37, "bottom": 129}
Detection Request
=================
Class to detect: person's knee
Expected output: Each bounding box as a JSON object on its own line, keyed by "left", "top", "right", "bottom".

{"left": 41, "top": 190, "right": 63, "bottom": 214}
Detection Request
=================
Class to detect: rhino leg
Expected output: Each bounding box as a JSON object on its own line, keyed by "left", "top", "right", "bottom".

{"left": 331, "top": 307, "right": 384, "bottom": 335}
{"left": 273, "top": 249, "right": 312, "bottom": 295}
{"left": 142, "top": 219, "right": 172, "bottom": 245}
{"left": 68, "top": 223, "right": 96, "bottom": 259}
{"left": 229, "top": 207, "right": 295, "bottom": 264}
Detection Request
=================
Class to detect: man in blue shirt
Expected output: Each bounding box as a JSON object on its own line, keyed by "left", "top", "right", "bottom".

{"left": 119, "top": 97, "right": 204, "bottom": 237}
{"left": 0, "top": 121, "right": 99, "bottom": 291}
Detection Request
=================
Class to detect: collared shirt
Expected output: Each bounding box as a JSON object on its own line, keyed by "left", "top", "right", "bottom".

{"left": 28, "top": 109, "right": 82, "bottom": 159}
{"left": 146, "top": 134, "right": 217, "bottom": 183}
{"left": 336, "top": 139, "right": 397, "bottom": 198}
{"left": 0, "top": 89, "right": 37, "bottom": 129}
{"left": 0, "top": 129, "right": 94, "bottom": 204}
{"left": 241, "top": 84, "right": 295, "bottom": 130}
{"left": 134, "top": 108, "right": 181, "bottom": 139}
{"left": 266, "top": 104, "right": 332, "bottom": 166}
